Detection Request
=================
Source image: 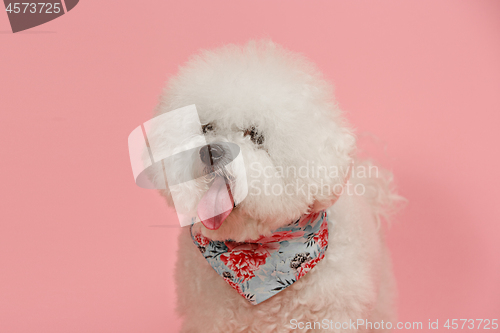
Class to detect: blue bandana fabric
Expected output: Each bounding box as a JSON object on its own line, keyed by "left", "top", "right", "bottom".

{"left": 190, "top": 211, "right": 330, "bottom": 305}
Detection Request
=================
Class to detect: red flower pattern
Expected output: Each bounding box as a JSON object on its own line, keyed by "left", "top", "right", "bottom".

{"left": 313, "top": 220, "right": 329, "bottom": 248}
{"left": 194, "top": 233, "right": 210, "bottom": 247}
{"left": 299, "top": 211, "right": 321, "bottom": 227}
{"left": 220, "top": 245, "right": 272, "bottom": 282}
{"left": 296, "top": 252, "right": 325, "bottom": 280}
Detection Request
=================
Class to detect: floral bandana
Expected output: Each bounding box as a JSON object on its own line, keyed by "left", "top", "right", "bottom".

{"left": 190, "top": 210, "right": 330, "bottom": 305}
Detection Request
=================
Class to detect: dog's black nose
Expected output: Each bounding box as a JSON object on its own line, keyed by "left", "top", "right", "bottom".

{"left": 199, "top": 144, "right": 225, "bottom": 166}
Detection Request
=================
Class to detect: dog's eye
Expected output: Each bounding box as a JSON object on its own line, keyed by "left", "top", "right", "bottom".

{"left": 202, "top": 123, "right": 214, "bottom": 134}
{"left": 244, "top": 126, "right": 265, "bottom": 145}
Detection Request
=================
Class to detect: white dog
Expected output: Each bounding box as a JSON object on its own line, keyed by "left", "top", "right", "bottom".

{"left": 146, "top": 40, "right": 401, "bottom": 332}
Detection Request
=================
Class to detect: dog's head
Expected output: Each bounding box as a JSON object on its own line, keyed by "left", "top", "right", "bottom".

{"left": 148, "top": 40, "right": 355, "bottom": 241}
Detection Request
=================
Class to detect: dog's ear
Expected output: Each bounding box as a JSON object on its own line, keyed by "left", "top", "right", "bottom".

{"left": 310, "top": 162, "right": 353, "bottom": 212}
{"left": 310, "top": 124, "right": 355, "bottom": 212}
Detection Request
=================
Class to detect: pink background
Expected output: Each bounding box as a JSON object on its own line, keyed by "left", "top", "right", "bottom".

{"left": 1, "top": 1, "right": 499, "bottom": 332}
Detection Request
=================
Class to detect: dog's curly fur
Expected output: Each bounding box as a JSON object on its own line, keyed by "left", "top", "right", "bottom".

{"left": 148, "top": 40, "right": 402, "bottom": 332}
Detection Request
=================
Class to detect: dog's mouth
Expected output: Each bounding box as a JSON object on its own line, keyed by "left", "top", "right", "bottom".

{"left": 197, "top": 176, "right": 235, "bottom": 230}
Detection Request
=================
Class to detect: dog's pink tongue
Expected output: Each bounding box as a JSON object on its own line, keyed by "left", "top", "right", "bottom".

{"left": 197, "top": 177, "right": 233, "bottom": 230}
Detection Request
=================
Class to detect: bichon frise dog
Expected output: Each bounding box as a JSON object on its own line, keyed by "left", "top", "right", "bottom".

{"left": 146, "top": 40, "right": 401, "bottom": 332}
